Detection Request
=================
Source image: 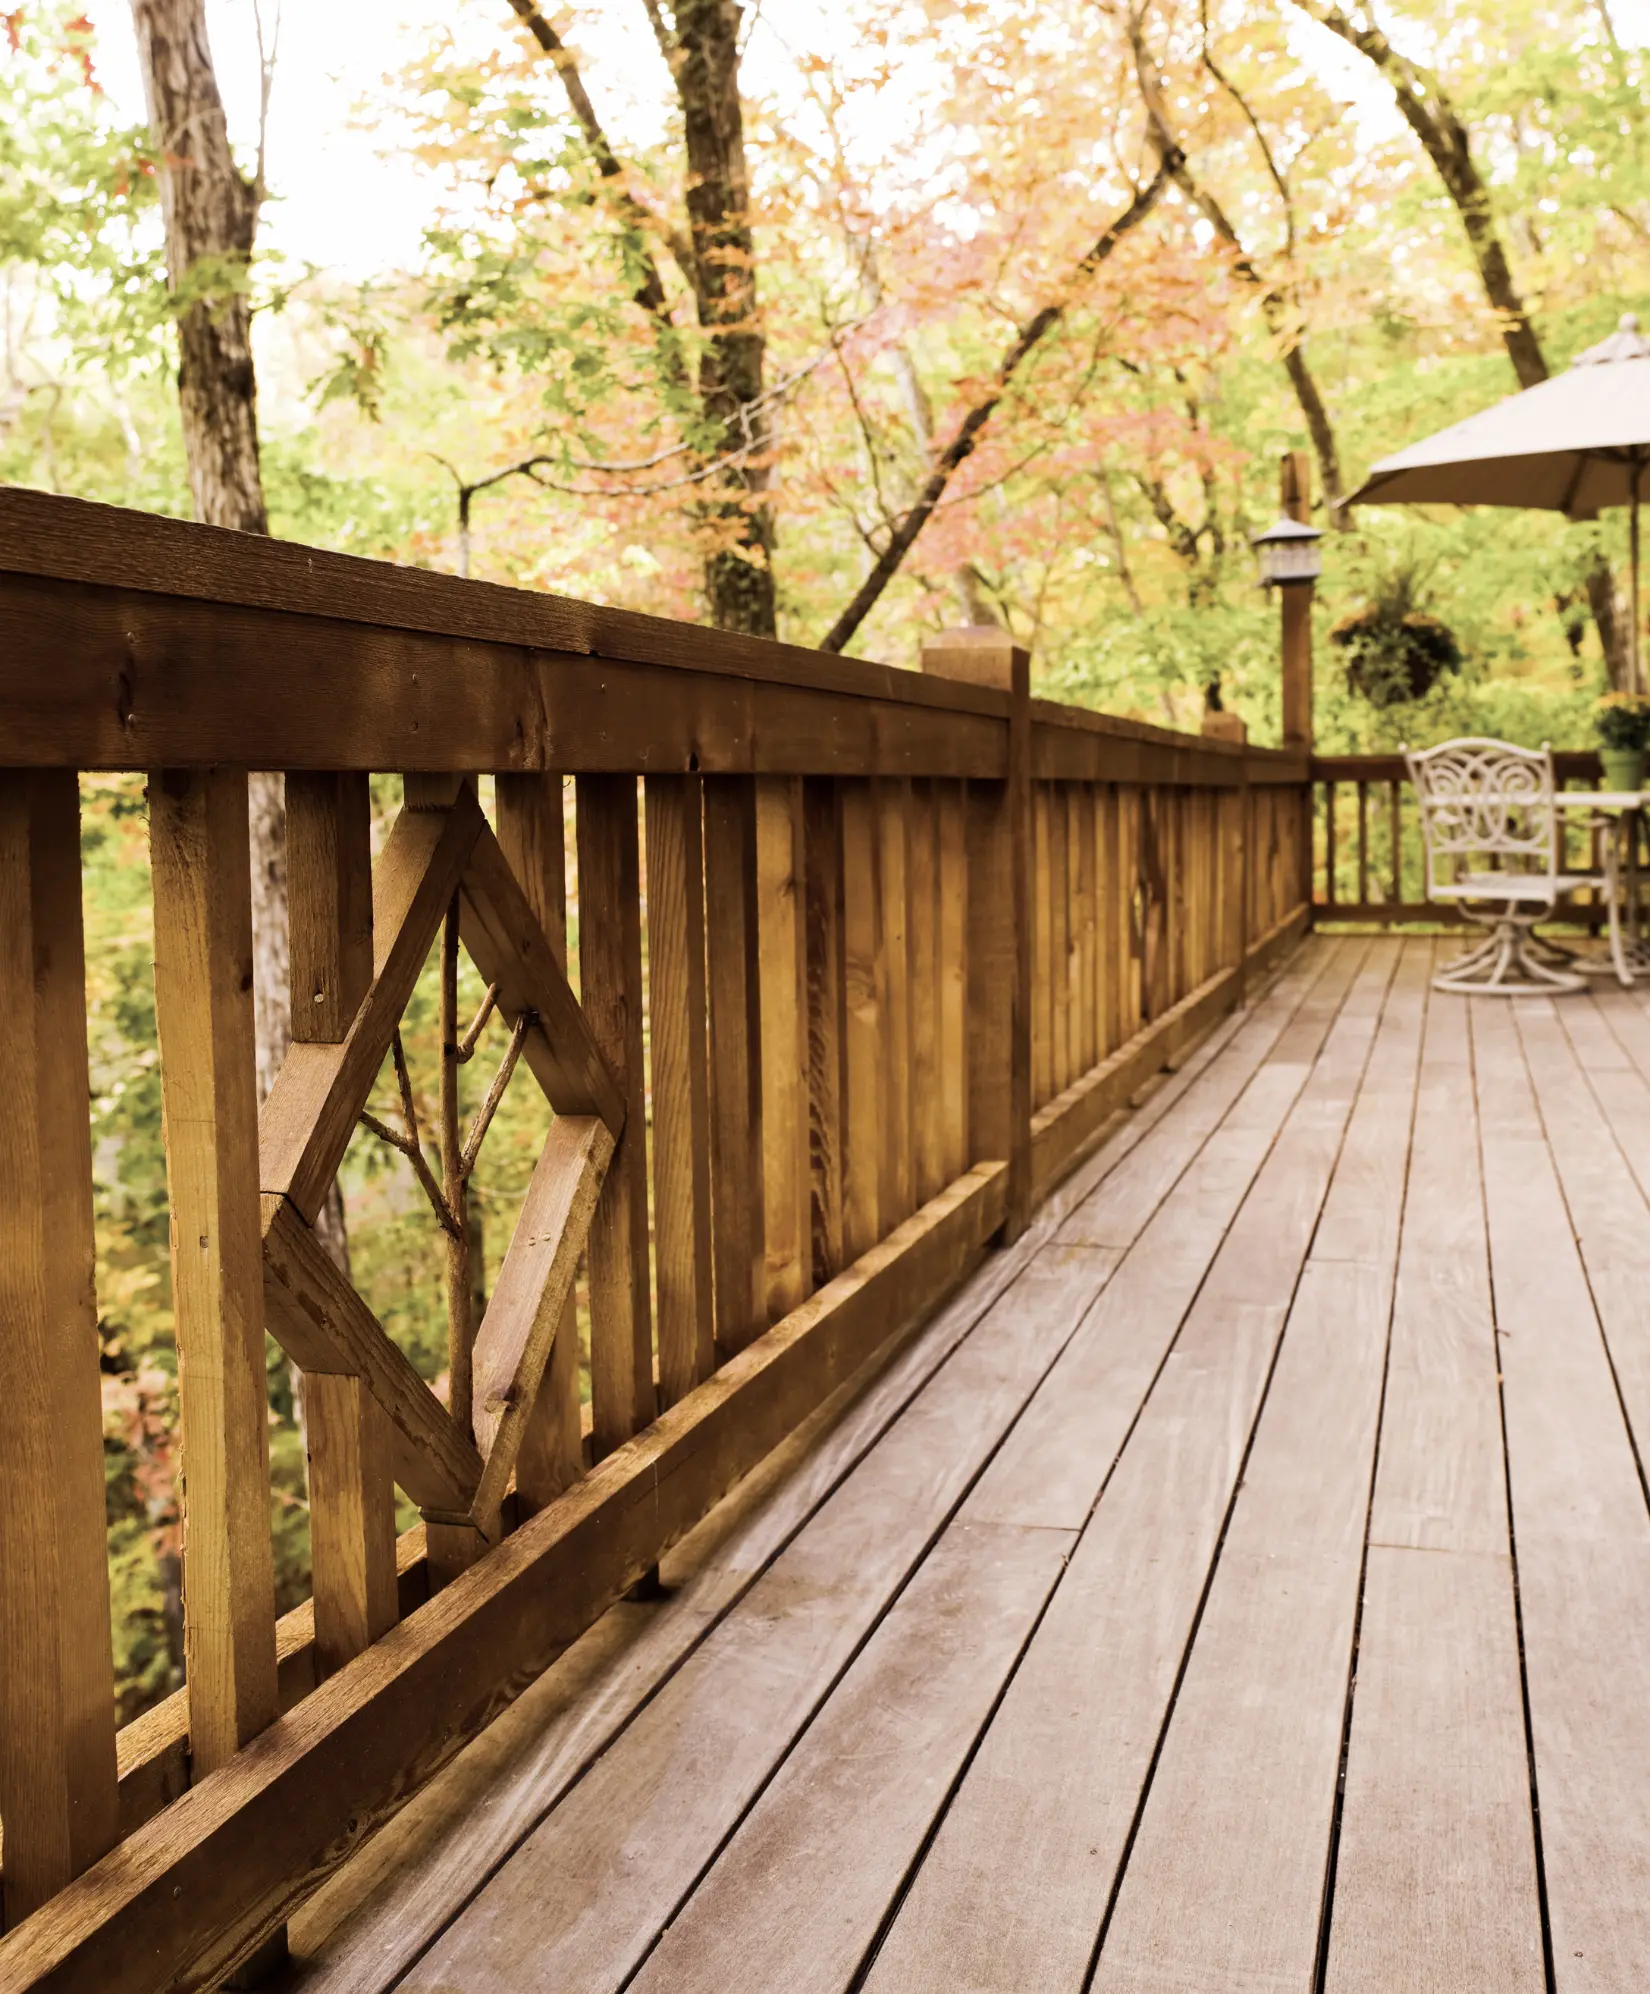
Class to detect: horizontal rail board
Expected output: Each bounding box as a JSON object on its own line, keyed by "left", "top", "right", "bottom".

{"left": 1310, "top": 751, "right": 1602, "bottom": 783}
{"left": 0, "top": 489, "right": 1007, "bottom": 722}
{"left": 0, "top": 576, "right": 1010, "bottom": 778}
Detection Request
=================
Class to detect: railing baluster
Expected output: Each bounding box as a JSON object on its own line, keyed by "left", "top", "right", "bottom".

{"left": 1389, "top": 779, "right": 1402, "bottom": 906}
{"left": 803, "top": 778, "right": 846, "bottom": 1286}
{"left": 496, "top": 773, "right": 586, "bottom": 1507}
{"left": 285, "top": 770, "right": 398, "bottom": 1672}
{"left": 756, "top": 775, "right": 810, "bottom": 1320}
{"left": 908, "top": 778, "right": 943, "bottom": 1207}
{"left": 1324, "top": 781, "right": 1337, "bottom": 911}
{"left": 840, "top": 779, "right": 881, "bottom": 1264}
{"left": 150, "top": 768, "right": 280, "bottom": 1775}
{"left": 1050, "top": 785, "right": 1071, "bottom": 1094}
{"left": 1074, "top": 784, "right": 1097, "bottom": 1077}
{"left": 875, "top": 777, "right": 913, "bottom": 1232}
{"left": 704, "top": 777, "right": 766, "bottom": 1361}
{"left": 1357, "top": 780, "right": 1370, "bottom": 907}
{"left": 1032, "top": 782, "right": 1052, "bottom": 1109}
{"left": 937, "top": 779, "right": 969, "bottom": 1185}
{"left": 645, "top": 774, "right": 715, "bottom": 1405}
{"left": 575, "top": 776, "right": 654, "bottom": 1452}
{"left": 0, "top": 771, "right": 119, "bottom": 1927}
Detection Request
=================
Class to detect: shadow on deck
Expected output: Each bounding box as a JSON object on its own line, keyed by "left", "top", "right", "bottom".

{"left": 275, "top": 932, "right": 1647, "bottom": 1993}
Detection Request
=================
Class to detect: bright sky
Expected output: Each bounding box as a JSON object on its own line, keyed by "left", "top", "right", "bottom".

{"left": 78, "top": 0, "right": 1650, "bottom": 283}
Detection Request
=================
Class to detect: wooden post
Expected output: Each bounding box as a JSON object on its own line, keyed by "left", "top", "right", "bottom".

{"left": 0, "top": 772, "right": 120, "bottom": 1928}
{"left": 285, "top": 772, "right": 398, "bottom": 1678}
{"left": 149, "top": 768, "right": 280, "bottom": 1776}
{"left": 920, "top": 630, "right": 1032, "bottom": 1243}
{"left": 645, "top": 774, "right": 715, "bottom": 1404}
{"left": 1280, "top": 448, "right": 1315, "bottom": 753}
{"left": 575, "top": 777, "right": 654, "bottom": 1454}
{"left": 496, "top": 774, "right": 585, "bottom": 1508}
{"left": 839, "top": 779, "right": 882, "bottom": 1265}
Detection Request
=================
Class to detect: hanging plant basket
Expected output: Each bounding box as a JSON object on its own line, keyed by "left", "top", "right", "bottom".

{"left": 1331, "top": 604, "right": 1464, "bottom": 708}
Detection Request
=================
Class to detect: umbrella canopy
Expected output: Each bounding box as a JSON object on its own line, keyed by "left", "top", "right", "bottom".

{"left": 1351, "top": 314, "right": 1650, "bottom": 689}
{"left": 1352, "top": 316, "right": 1650, "bottom": 517}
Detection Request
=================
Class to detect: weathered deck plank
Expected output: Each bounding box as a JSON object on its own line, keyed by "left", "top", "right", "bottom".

{"left": 860, "top": 944, "right": 1393, "bottom": 1992}
{"left": 1327, "top": 969, "right": 1544, "bottom": 1994}
{"left": 1475, "top": 996, "right": 1650, "bottom": 1991}
{"left": 1089, "top": 941, "right": 1424, "bottom": 1993}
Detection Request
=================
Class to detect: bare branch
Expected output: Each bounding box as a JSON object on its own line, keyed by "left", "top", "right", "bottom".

{"left": 456, "top": 982, "right": 499, "bottom": 1063}
{"left": 820, "top": 155, "right": 1176, "bottom": 654}
{"left": 461, "top": 1014, "right": 531, "bottom": 1178}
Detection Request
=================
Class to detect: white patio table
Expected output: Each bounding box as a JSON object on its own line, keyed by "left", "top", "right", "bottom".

{"left": 1554, "top": 788, "right": 1647, "bottom": 985}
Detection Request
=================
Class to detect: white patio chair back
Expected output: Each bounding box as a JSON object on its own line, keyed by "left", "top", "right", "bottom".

{"left": 1403, "top": 736, "right": 1561, "bottom": 902}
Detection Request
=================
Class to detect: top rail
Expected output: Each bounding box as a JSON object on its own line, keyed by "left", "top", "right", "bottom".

{"left": 0, "top": 488, "right": 1305, "bottom": 784}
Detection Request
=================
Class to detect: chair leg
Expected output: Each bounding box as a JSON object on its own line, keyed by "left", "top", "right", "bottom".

{"left": 1434, "top": 915, "right": 1586, "bottom": 995}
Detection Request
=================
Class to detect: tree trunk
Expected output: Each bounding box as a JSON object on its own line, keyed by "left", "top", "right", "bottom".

{"left": 669, "top": 0, "right": 777, "bottom": 637}
{"left": 129, "top": 0, "right": 304, "bottom": 1092}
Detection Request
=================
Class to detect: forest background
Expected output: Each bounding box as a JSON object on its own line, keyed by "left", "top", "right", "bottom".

{"left": 5, "top": 0, "right": 1647, "bottom": 1715}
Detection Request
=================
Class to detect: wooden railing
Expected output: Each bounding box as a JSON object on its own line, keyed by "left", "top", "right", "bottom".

{"left": 1312, "top": 751, "right": 1606, "bottom": 922}
{"left": 0, "top": 487, "right": 1309, "bottom": 1992}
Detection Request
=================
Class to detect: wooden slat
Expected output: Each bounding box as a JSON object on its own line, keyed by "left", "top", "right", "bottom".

{"left": 1473, "top": 995, "right": 1650, "bottom": 1982}
{"left": 907, "top": 779, "right": 943, "bottom": 1206}
{"left": 0, "top": 771, "right": 120, "bottom": 1925}
{"left": 875, "top": 777, "right": 913, "bottom": 1231}
{"left": 756, "top": 775, "right": 810, "bottom": 1320}
{"left": 868, "top": 941, "right": 1389, "bottom": 1993}
{"left": 1032, "top": 782, "right": 1052, "bottom": 1107}
{"left": 149, "top": 768, "right": 280, "bottom": 1777}
{"left": 260, "top": 790, "right": 485, "bottom": 1224}
{"left": 495, "top": 773, "right": 584, "bottom": 1512}
{"left": 0, "top": 1164, "right": 1007, "bottom": 1994}
{"left": 936, "top": 779, "right": 968, "bottom": 1183}
{"left": 286, "top": 769, "right": 399, "bottom": 1684}
{"left": 802, "top": 779, "right": 847, "bottom": 1287}
{"left": 1091, "top": 945, "right": 1425, "bottom": 1992}
{"left": 840, "top": 780, "right": 882, "bottom": 1265}
{"left": 285, "top": 772, "right": 374, "bottom": 1042}
{"left": 1073, "top": 782, "right": 1097, "bottom": 1076}
{"left": 1387, "top": 779, "right": 1401, "bottom": 903}
{"left": 1049, "top": 783, "right": 1070, "bottom": 1093}
{"left": 703, "top": 777, "right": 765, "bottom": 1359}
{"left": 261, "top": 1197, "right": 485, "bottom": 1512}
{"left": 1328, "top": 964, "right": 1544, "bottom": 1994}
{"left": 468, "top": 1118, "right": 614, "bottom": 1522}
{"left": 645, "top": 775, "right": 715, "bottom": 1404}
{"left": 575, "top": 776, "right": 655, "bottom": 1453}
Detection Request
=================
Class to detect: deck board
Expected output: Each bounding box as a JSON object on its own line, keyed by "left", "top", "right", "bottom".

{"left": 284, "top": 933, "right": 1650, "bottom": 1993}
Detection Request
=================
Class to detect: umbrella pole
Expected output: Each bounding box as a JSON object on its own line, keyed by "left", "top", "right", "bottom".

{"left": 1635, "top": 460, "right": 1644, "bottom": 697}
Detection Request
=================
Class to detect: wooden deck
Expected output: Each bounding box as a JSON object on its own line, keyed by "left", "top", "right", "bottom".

{"left": 270, "top": 931, "right": 1650, "bottom": 1992}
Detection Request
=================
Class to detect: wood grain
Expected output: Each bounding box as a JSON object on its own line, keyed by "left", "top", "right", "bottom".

{"left": 575, "top": 776, "right": 655, "bottom": 1454}
{"left": 149, "top": 768, "right": 280, "bottom": 1781}
{"left": 644, "top": 775, "right": 715, "bottom": 1403}
{"left": 757, "top": 775, "right": 810, "bottom": 1320}
{"left": 704, "top": 776, "right": 766, "bottom": 1360}
{"left": 0, "top": 772, "right": 120, "bottom": 1924}
{"left": 494, "top": 773, "right": 585, "bottom": 1513}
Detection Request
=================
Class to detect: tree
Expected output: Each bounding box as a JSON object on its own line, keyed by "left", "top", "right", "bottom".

{"left": 127, "top": 0, "right": 293, "bottom": 1094}
{"left": 507, "top": 0, "right": 776, "bottom": 635}
{"left": 1288, "top": 0, "right": 1632, "bottom": 683}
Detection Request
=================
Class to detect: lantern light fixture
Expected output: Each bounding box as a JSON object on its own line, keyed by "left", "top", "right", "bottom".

{"left": 1251, "top": 515, "right": 1325, "bottom": 587}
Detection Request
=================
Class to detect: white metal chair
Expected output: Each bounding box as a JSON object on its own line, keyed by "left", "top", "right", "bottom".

{"left": 1405, "top": 737, "right": 1619, "bottom": 994}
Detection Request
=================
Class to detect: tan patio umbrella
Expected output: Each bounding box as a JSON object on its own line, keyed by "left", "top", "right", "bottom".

{"left": 1351, "top": 314, "right": 1650, "bottom": 690}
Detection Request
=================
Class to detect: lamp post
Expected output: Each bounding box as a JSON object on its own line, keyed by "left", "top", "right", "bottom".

{"left": 1252, "top": 452, "right": 1325, "bottom": 750}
